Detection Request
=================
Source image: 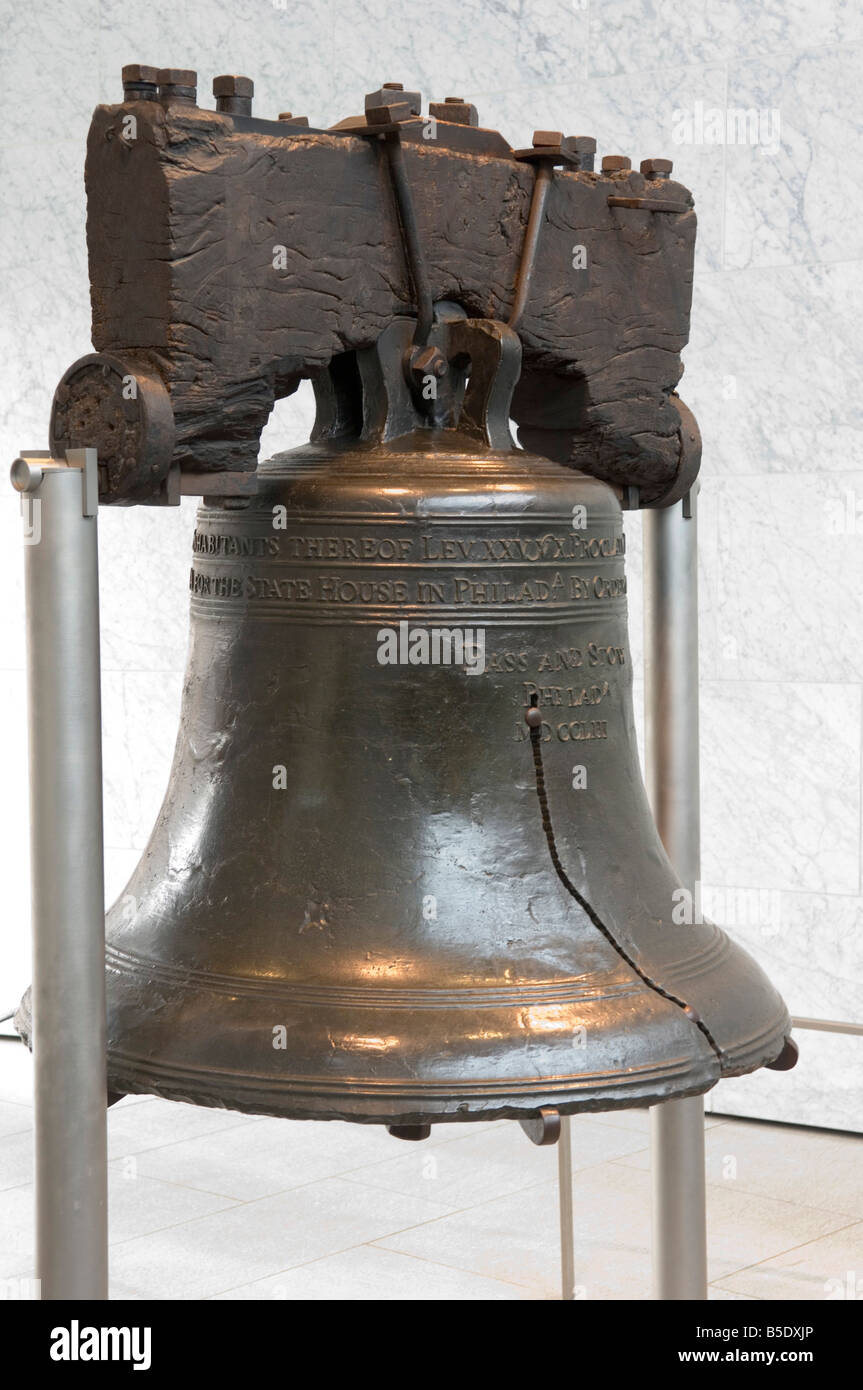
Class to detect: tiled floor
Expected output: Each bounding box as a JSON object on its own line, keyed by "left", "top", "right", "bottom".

{"left": 1, "top": 1044, "right": 861, "bottom": 1301}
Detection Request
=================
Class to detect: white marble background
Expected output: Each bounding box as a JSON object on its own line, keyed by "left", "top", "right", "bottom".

{"left": 0, "top": 0, "right": 860, "bottom": 1129}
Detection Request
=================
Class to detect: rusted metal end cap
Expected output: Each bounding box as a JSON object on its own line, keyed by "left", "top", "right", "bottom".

{"left": 50, "top": 353, "right": 175, "bottom": 505}
{"left": 765, "top": 1036, "right": 799, "bottom": 1072}
{"left": 387, "top": 1123, "right": 432, "bottom": 1141}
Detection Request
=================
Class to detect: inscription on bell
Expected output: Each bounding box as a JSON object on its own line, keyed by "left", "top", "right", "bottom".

{"left": 188, "top": 567, "right": 627, "bottom": 606}
{"left": 195, "top": 527, "right": 625, "bottom": 566}
{"left": 486, "top": 644, "right": 627, "bottom": 673}
{"left": 524, "top": 682, "right": 612, "bottom": 708}
{"left": 193, "top": 531, "right": 279, "bottom": 557}
{"left": 418, "top": 533, "right": 625, "bottom": 562}
{"left": 515, "top": 718, "right": 610, "bottom": 742}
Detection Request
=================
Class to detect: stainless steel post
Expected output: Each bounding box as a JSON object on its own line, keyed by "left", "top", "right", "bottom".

{"left": 643, "top": 489, "right": 708, "bottom": 1301}
{"left": 12, "top": 449, "right": 108, "bottom": 1301}
{"left": 557, "top": 1114, "right": 575, "bottom": 1300}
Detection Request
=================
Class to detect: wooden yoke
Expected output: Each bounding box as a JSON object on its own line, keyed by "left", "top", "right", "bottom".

{"left": 50, "top": 70, "right": 700, "bottom": 506}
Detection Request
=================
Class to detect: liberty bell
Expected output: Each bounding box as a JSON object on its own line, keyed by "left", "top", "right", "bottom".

{"left": 17, "top": 79, "right": 795, "bottom": 1141}
{"left": 23, "top": 310, "right": 793, "bottom": 1131}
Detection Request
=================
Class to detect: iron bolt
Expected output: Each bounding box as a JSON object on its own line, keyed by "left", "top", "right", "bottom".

{"left": 213, "top": 74, "right": 254, "bottom": 116}
{"left": 412, "top": 346, "right": 448, "bottom": 379}
{"left": 571, "top": 135, "right": 597, "bottom": 171}
{"left": 157, "top": 68, "right": 198, "bottom": 106}
{"left": 213, "top": 74, "right": 254, "bottom": 97}
{"left": 428, "top": 97, "right": 478, "bottom": 127}
{"left": 122, "top": 64, "right": 159, "bottom": 101}
{"left": 365, "top": 83, "right": 421, "bottom": 116}
{"left": 601, "top": 155, "right": 632, "bottom": 172}
{"left": 640, "top": 157, "right": 674, "bottom": 180}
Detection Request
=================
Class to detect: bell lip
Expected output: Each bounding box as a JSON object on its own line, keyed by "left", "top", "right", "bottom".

{"left": 100, "top": 1017, "right": 789, "bottom": 1126}
{"left": 103, "top": 1053, "right": 724, "bottom": 1125}
{"left": 14, "top": 989, "right": 792, "bottom": 1126}
{"left": 100, "top": 1034, "right": 787, "bottom": 1125}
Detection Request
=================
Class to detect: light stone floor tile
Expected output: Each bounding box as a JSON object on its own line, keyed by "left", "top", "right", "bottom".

{"left": 615, "top": 1118, "right": 863, "bottom": 1220}
{"left": 654, "top": 1170, "right": 851, "bottom": 1284}
{"left": 108, "top": 1279, "right": 148, "bottom": 1302}
{"left": 131, "top": 1114, "right": 437, "bottom": 1202}
{"left": 106, "top": 1170, "right": 238, "bottom": 1245}
{"left": 106, "top": 1097, "right": 256, "bottom": 1160}
{"left": 0, "top": 1047, "right": 32, "bottom": 1108}
{"left": 341, "top": 1116, "right": 650, "bottom": 1212}
{"left": 0, "top": 1183, "right": 34, "bottom": 1279}
{"left": 2, "top": 1048, "right": 859, "bottom": 1300}
{"left": 0, "top": 1128, "right": 32, "bottom": 1192}
{"left": 377, "top": 1160, "right": 852, "bottom": 1298}
{"left": 377, "top": 1173, "right": 651, "bottom": 1299}
{"left": 108, "top": 1177, "right": 455, "bottom": 1299}
{"left": 0, "top": 1099, "right": 31, "bottom": 1140}
{"left": 212, "top": 1244, "right": 544, "bottom": 1301}
{"left": 1, "top": 1168, "right": 240, "bottom": 1282}
{"left": 580, "top": 1106, "right": 728, "bottom": 1135}
{"left": 715, "top": 1222, "right": 863, "bottom": 1301}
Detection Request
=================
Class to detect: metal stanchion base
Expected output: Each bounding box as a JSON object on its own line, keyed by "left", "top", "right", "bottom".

{"left": 651, "top": 1096, "right": 708, "bottom": 1299}
{"left": 558, "top": 1114, "right": 575, "bottom": 1299}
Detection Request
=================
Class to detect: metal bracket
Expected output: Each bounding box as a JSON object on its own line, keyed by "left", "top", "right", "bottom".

{"left": 65, "top": 447, "right": 99, "bottom": 517}
{"left": 448, "top": 318, "right": 522, "bottom": 450}
{"left": 608, "top": 195, "right": 691, "bottom": 214}
{"left": 12, "top": 448, "right": 98, "bottom": 518}
{"left": 519, "top": 1106, "right": 562, "bottom": 1146}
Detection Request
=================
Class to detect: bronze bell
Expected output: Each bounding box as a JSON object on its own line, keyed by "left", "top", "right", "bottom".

{"left": 19, "top": 313, "right": 792, "bottom": 1127}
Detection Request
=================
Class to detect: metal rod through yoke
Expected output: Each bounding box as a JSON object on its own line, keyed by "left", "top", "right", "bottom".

{"left": 383, "top": 137, "right": 435, "bottom": 346}
{"left": 508, "top": 161, "right": 553, "bottom": 333}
